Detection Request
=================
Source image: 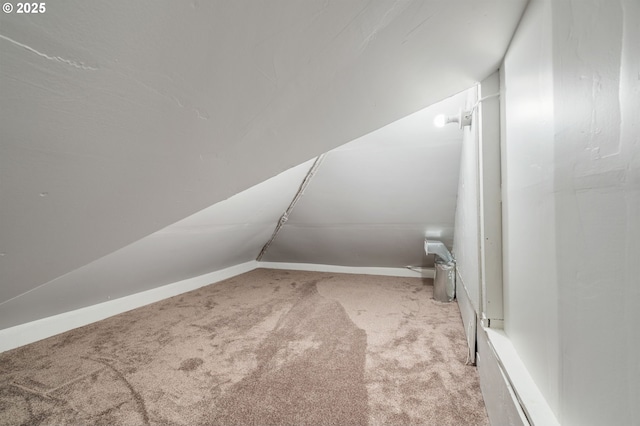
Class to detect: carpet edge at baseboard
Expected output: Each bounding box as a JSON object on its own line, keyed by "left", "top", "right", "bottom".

{"left": 0, "top": 261, "right": 258, "bottom": 353}
{"left": 258, "top": 261, "right": 435, "bottom": 279}
{"left": 1, "top": 261, "right": 435, "bottom": 353}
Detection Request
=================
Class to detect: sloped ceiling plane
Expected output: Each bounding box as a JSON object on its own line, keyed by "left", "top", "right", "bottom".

{"left": 0, "top": 0, "right": 528, "bottom": 328}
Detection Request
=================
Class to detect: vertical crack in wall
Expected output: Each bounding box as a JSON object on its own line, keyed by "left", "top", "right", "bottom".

{"left": 256, "top": 154, "right": 326, "bottom": 261}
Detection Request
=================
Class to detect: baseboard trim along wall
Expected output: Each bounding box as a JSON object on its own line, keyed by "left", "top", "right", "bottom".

{"left": 0, "top": 261, "right": 436, "bottom": 353}
{"left": 484, "top": 328, "right": 560, "bottom": 426}
{"left": 258, "top": 261, "right": 436, "bottom": 279}
{"left": 455, "top": 273, "right": 477, "bottom": 364}
{"left": 0, "top": 261, "right": 258, "bottom": 353}
{"left": 477, "top": 322, "right": 530, "bottom": 426}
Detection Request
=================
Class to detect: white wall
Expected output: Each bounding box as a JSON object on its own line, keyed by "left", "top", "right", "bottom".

{"left": 452, "top": 72, "right": 502, "bottom": 370}
{"left": 552, "top": 0, "right": 640, "bottom": 424}
{"left": 0, "top": 0, "right": 527, "bottom": 309}
{"left": 0, "top": 85, "right": 476, "bottom": 331}
{"left": 452, "top": 88, "right": 481, "bottom": 313}
{"left": 0, "top": 161, "right": 313, "bottom": 330}
{"left": 477, "top": 72, "right": 503, "bottom": 324}
{"left": 263, "top": 91, "right": 469, "bottom": 268}
{"left": 502, "top": 0, "right": 640, "bottom": 424}
{"left": 501, "top": 0, "right": 561, "bottom": 416}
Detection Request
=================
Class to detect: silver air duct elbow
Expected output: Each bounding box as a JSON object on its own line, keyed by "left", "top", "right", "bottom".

{"left": 424, "top": 239, "right": 454, "bottom": 264}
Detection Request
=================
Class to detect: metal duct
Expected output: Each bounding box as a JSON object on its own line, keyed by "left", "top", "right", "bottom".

{"left": 424, "top": 239, "right": 454, "bottom": 264}
{"left": 425, "top": 239, "right": 455, "bottom": 302}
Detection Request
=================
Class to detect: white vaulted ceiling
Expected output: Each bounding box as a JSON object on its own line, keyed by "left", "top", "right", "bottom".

{"left": 0, "top": 0, "right": 527, "bottom": 326}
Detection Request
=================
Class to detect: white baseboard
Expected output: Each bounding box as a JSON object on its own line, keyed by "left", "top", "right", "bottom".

{"left": 477, "top": 322, "right": 530, "bottom": 426}
{"left": 484, "top": 328, "right": 559, "bottom": 426}
{"left": 0, "top": 261, "right": 257, "bottom": 353}
{"left": 455, "top": 275, "right": 477, "bottom": 364}
{"left": 1, "top": 261, "right": 433, "bottom": 354}
{"left": 258, "top": 261, "right": 435, "bottom": 279}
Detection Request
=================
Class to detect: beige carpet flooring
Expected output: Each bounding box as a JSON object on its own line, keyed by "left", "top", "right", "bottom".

{"left": 0, "top": 269, "right": 488, "bottom": 425}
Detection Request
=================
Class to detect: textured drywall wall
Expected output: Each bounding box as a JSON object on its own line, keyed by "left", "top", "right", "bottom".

{"left": 502, "top": 0, "right": 640, "bottom": 423}
{"left": 477, "top": 72, "right": 503, "bottom": 322}
{"left": 452, "top": 88, "right": 481, "bottom": 313}
{"left": 0, "top": 1, "right": 528, "bottom": 305}
{"left": 261, "top": 90, "right": 469, "bottom": 268}
{"left": 501, "top": 0, "right": 560, "bottom": 416}
{"left": 0, "top": 161, "right": 313, "bottom": 329}
{"left": 552, "top": 0, "right": 640, "bottom": 424}
{"left": 452, "top": 71, "right": 502, "bottom": 362}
